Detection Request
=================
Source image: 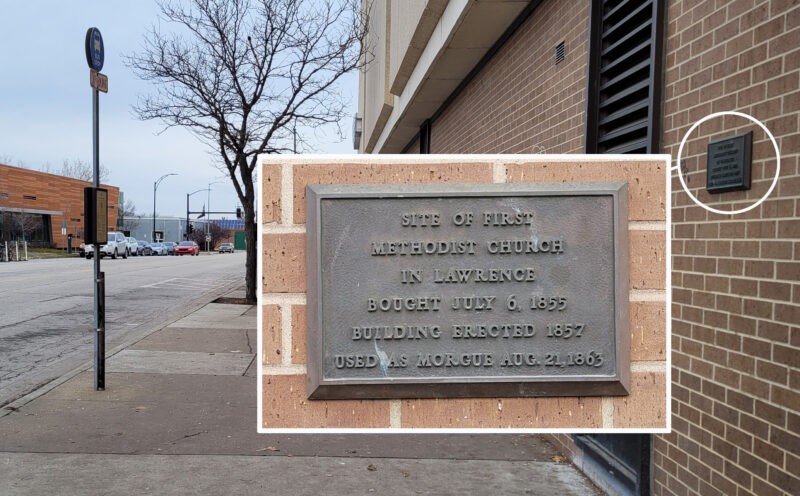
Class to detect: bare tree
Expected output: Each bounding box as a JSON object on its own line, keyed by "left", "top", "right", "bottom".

{"left": 120, "top": 199, "right": 141, "bottom": 233}
{"left": 188, "top": 222, "right": 232, "bottom": 251}
{"left": 2, "top": 156, "right": 109, "bottom": 182}
{"left": 59, "top": 158, "right": 110, "bottom": 183}
{"left": 0, "top": 155, "right": 24, "bottom": 167}
{"left": 127, "top": 0, "right": 367, "bottom": 302}
{"left": 13, "top": 212, "right": 40, "bottom": 242}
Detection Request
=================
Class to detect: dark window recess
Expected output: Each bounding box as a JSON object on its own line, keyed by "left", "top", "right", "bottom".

{"left": 555, "top": 41, "right": 566, "bottom": 64}
{"left": 23, "top": 195, "right": 37, "bottom": 200}
{"left": 574, "top": 434, "right": 651, "bottom": 496}
{"left": 586, "top": 0, "right": 664, "bottom": 154}
{"left": 419, "top": 119, "right": 432, "bottom": 154}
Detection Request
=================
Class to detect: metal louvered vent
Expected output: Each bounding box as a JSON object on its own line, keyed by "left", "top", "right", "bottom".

{"left": 555, "top": 41, "right": 565, "bottom": 64}
{"left": 586, "top": 0, "right": 663, "bottom": 154}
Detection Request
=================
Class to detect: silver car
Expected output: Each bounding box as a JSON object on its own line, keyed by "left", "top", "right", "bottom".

{"left": 149, "top": 242, "right": 167, "bottom": 256}
{"left": 126, "top": 237, "right": 141, "bottom": 256}
{"left": 163, "top": 241, "right": 177, "bottom": 255}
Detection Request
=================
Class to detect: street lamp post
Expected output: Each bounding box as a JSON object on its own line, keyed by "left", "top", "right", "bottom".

{"left": 153, "top": 173, "right": 177, "bottom": 242}
{"left": 205, "top": 179, "right": 224, "bottom": 252}
{"left": 186, "top": 188, "right": 210, "bottom": 239}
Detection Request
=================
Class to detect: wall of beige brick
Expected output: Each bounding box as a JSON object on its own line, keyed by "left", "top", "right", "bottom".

{"left": 428, "top": 0, "right": 588, "bottom": 154}
{"left": 261, "top": 156, "right": 668, "bottom": 429}
{"left": 656, "top": 1, "right": 800, "bottom": 495}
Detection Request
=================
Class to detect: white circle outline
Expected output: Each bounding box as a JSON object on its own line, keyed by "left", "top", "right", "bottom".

{"left": 675, "top": 111, "right": 780, "bottom": 216}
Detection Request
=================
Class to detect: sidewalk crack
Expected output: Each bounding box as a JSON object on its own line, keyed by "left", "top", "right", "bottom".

{"left": 244, "top": 329, "right": 253, "bottom": 354}
{"left": 164, "top": 430, "right": 207, "bottom": 445}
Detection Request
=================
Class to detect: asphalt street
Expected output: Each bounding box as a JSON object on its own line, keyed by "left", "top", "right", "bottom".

{"left": 0, "top": 252, "right": 245, "bottom": 406}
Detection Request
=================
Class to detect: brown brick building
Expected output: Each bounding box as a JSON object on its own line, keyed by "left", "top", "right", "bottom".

{"left": 0, "top": 164, "right": 119, "bottom": 249}
{"left": 357, "top": 1, "right": 798, "bottom": 495}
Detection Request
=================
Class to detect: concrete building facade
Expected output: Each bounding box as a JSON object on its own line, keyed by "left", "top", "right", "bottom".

{"left": 0, "top": 163, "right": 119, "bottom": 249}
{"left": 358, "top": 1, "right": 798, "bottom": 495}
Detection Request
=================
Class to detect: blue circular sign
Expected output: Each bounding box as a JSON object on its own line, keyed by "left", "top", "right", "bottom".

{"left": 85, "top": 27, "right": 104, "bottom": 71}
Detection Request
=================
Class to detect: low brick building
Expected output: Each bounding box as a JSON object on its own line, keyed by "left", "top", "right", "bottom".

{"left": 0, "top": 163, "right": 119, "bottom": 249}
{"left": 357, "top": 1, "right": 798, "bottom": 495}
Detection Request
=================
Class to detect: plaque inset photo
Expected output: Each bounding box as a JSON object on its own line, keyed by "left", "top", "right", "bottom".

{"left": 305, "top": 183, "right": 630, "bottom": 400}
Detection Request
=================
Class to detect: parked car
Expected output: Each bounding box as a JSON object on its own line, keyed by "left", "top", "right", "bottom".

{"left": 126, "top": 237, "right": 141, "bottom": 256}
{"left": 175, "top": 241, "right": 200, "bottom": 256}
{"left": 163, "top": 241, "right": 177, "bottom": 255}
{"left": 218, "top": 242, "right": 234, "bottom": 254}
{"left": 137, "top": 240, "right": 152, "bottom": 256}
{"left": 149, "top": 242, "right": 167, "bottom": 256}
{"left": 86, "top": 232, "right": 128, "bottom": 259}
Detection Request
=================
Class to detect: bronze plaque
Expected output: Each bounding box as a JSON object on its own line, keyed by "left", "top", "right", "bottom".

{"left": 306, "top": 183, "right": 629, "bottom": 399}
{"left": 706, "top": 132, "right": 752, "bottom": 193}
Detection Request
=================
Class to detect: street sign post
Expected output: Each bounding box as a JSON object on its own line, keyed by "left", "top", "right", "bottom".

{"left": 90, "top": 69, "right": 109, "bottom": 93}
{"left": 85, "top": 27, "right": 104, "bottom": 71}
{"left": 85, "top": 26, "right": 108, "bottom": 391}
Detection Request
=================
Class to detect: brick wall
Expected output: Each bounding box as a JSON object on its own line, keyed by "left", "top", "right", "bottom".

{"left": 261, "top": 156, "right": 668, "bottom": 429}
{"left": 428, "top": 0, "right": 588, "bottom": 154}
{"left": 0, "top": 164, "right": 119, "bottom": 248}
{"left": 655, "top": 1, "right": 800, "bottom": 495}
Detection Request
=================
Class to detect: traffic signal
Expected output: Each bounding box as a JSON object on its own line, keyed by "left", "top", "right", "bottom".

{"left": 188, "top": 224, "right": 194, "bottom": 234}
{"left": 236, "top": 207, "right": 242, "bottom": 219}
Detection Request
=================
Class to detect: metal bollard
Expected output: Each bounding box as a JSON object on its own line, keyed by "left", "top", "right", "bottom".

{"left": 15, "top": 241, "right": 19, "bottom": 261}
{"left": 24, "top": 241, "right": 28, "bottom": 261}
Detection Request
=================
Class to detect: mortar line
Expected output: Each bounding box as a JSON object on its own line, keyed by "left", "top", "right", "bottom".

{"left": 281, "top": 163, "right": 294, "bottom": 226}
{"left": 492, "top": 161, "right": 507, "bottom": 183}
{"left": 601, "top": 397, "right": 614, "bottom": 429}
{"left": 629, "top": 221, "right": 667, "bottom": 230}
{"left": 281, "top": 303, "right": 292, "bottom": 366}
{"left": 631, "top": 361, "right": 667, "bottom": 373}
{"left": 629, "top": 289, "right": 667, "bottom": 302}
{"left": 262, "top": 365, "right": 307, "bottom": 375}
{"left": 264, "top": 225, "right": 306, "bottom": 234}
{"left": 263, "top": 293, "right": 307, "bottom": 305}
{"left": 389, "top": 400, "right": 402, "bottom": 428}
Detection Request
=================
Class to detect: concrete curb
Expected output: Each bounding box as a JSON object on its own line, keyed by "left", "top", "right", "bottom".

{"left": 0, "top": 279, "right": 245, "bottom": 418}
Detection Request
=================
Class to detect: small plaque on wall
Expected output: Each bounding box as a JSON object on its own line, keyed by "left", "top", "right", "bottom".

{"left": 305, "top": 183, "right": 631, "bottom": 400}
{"left": 706, "top": 132, "right": 752, "bottom": 193}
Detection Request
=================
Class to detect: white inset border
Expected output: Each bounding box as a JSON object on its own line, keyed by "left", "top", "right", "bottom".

{"left": 257, "top": 154, "right": 672, "bottom": 435}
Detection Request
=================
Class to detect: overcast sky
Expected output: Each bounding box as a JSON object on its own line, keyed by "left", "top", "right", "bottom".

{"left": 0, "top": 0, "right": 357, "bottom": 219}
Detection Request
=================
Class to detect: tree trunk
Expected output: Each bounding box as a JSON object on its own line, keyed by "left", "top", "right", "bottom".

{"left": 240, "top": 159, "right": 258, "bottom": 304}
{"left": 244, "top": 201, "right": 257, "bottom": 304}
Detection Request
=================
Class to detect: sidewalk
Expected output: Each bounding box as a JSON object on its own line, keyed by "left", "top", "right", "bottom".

{"left": 0, "top": 288, "right": 602, "bottom": 495}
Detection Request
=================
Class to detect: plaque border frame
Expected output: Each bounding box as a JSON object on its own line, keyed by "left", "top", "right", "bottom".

{"left": 306, "top": 183, "right": 630, "bottom": 399}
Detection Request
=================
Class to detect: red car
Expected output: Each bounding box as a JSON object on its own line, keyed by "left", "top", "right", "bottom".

{"left": 175, "top": 241, "right": 200, "bottom": 256}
